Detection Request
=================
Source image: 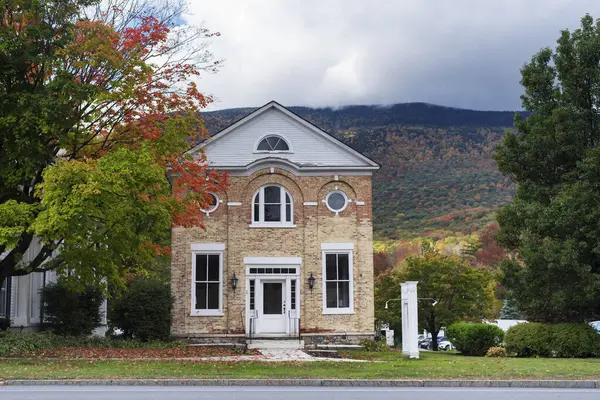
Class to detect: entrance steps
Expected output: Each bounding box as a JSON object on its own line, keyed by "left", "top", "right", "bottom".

{"left": 247, "top": 339, "right": 305, "bottom": 349}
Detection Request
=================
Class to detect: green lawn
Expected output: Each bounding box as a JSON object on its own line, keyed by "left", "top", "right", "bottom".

{"left": 1, "top": 351, "right": 600, "bottom": 380}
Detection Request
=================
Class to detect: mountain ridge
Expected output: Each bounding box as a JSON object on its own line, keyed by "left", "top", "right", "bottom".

{"left": 201, "top": 102, "right": 519, "bottom": 240}
{"left": 202, "top": 102, "right": 527, "bottom": 132}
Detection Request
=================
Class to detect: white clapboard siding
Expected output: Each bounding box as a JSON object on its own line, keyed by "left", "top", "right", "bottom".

{"left": 201, "top": 108, "right": 370, "bottom": 168}
{"left": 3, "top": 238, "right": 107, "bottom": 331}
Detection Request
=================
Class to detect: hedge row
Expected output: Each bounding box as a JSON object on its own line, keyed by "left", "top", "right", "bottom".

{"left": 505, "top": 322, "right": 600, "bottom": 358}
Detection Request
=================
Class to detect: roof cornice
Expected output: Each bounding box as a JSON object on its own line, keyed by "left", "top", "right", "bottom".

{"left": 212, "top": 158, "right": 377, "bottom": 177}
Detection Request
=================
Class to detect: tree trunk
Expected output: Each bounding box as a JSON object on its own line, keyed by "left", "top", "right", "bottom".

{"left": 430, "top": 328, "right": 440, "bottom": 351}
{"left": 427, "top": 311, "right": 439, "bottom": 351}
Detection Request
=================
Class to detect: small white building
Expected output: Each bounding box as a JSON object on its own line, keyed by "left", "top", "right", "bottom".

{"left": 1, "top": 272, "right": 50, "bottom": 329}
{"left": 1, "top": 239, "right": 107, "bottom": 334}
{"left": 485, "top": 319, "right": 527, "bottom": 332}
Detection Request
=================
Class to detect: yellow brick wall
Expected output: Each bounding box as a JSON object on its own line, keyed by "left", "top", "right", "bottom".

{"left": 171, "top": 168, "right": 375, "bottom": 338}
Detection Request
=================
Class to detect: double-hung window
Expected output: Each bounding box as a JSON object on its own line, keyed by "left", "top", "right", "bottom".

{"left": 191, "top": 244, "right": 224, "bottom": 316}
{"left": 251, "top": 185, "right": 294, "bottom": 227}
{"left": 321, "top": 243, "right": 354, "bottom": 314}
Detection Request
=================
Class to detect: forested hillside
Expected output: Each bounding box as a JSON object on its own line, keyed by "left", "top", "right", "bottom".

{"left": 202, "top": 103, "right": 523, "bottom": 240}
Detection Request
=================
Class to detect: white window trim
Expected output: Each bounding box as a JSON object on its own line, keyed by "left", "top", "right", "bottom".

{"left": 253, "top": 134, "right": 293, "bottom": 153}
{"left": 321, "top": 244, "right": 354, "bottom": 315}
{"left": 321, "top": 242, "right": 354, "bottom": 251}
{"left": 250, "top": 184, "right": 295, "bottom": 228}
{"left": 249, "top": 222, "right": 297, "bottom": 228}
{"left": 324, "top": 190, "right": 349, "bottom": 215}
{"left": 191, "top": 247, "right": 224, "bottom": 316}
{"left": 244, "top": 257, "right": 302, "bottom": 265}
{"left": 191, "top": 243, "right": 225, "bottom": 251}
{"left": 200, "top": 192, "right": 221, "bottom": 216}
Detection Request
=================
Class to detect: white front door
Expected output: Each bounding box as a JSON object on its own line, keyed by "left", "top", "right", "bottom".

{"left": 259, "top": 280, "right": 287, "bottom": 333}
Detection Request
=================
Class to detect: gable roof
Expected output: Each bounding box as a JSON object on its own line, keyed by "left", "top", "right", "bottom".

{"left": 188, "top": 101, "right": 380, "bottom": 171}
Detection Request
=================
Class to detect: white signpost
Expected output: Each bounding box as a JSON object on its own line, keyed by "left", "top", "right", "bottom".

{"left": 400, "top": 281, "right": 420, "bottom": 359}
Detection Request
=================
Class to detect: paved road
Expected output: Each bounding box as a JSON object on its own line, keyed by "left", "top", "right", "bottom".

{"left": 0, "top": 386, "right": 598, "bottom": 400}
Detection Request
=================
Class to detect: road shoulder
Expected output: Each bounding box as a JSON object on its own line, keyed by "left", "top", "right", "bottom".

{"left": 2, "top": 379, "right": 600, "bottom": 388}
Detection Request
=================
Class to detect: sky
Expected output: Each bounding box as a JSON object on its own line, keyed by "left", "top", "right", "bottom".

{"left": 182, "top": 0, "right": 600, "bottom": 111}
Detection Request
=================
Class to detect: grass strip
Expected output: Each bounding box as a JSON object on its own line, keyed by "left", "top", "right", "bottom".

{"left": 1, "top": 352, "right": 599, "bottom": 380}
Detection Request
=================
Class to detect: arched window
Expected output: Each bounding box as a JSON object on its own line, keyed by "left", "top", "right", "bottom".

{"left": 252, "top": 185, "right": 293, "bottom": 226}
{"left": 256, "top": 135, "right": 290, "bottom": 152}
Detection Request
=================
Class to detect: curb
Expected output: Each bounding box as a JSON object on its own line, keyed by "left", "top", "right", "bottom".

{"left": 2, "top": 379, "right": 600, "bottom": 388}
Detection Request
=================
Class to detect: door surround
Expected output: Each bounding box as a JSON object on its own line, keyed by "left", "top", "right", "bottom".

{"left": 244, "top": 257, "right": 301, "bottom": 336}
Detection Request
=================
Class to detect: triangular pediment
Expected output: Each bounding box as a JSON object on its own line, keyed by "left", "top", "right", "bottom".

{"left": 189, "top": 101, "right": 379, "bottom": 174}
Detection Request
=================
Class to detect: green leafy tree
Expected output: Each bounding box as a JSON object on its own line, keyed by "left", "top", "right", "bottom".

{"left": 374, "top": 270, "right": 403, "bottom": 340}
{"left": 0, "top": 1, "right": 228, "bottom": 290}
{"left": 396, "top": 252, "right": 494, "bottom": 351}
{"left": 494, "top": 14, "right": 600, "bottom": 322}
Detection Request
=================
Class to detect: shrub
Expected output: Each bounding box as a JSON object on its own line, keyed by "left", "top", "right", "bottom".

{"left": 446, "top": 322, "right": 504, "bottom": 356}
{"left": 505, "top": 322, "right": 600, "bottom": 358}
{"left": 504, "top": 322, "right": 554, "bottom": 357}
{"left": 550, "top": 323, "right": 600, "bottom": 358}
{"left": 0, "top": 317, "right": 10, "bottom": 331}
{"left": 485, "top": 346, "right": 506, "bottom": 357}
{"left": 109, "top": 278, "right": 173, "bottom": 342}
{"left": 42, "top": 281, "right": 103, "bottom": 336}
{"left": 359, "top": 338, "right": 389, "bottom": 352}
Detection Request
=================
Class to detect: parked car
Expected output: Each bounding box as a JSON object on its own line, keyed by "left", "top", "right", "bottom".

{"left": 438, "top": 340, "right": 453, "bottom": 351}
{"left": 418, "top": 338, "right": 432, "bottom": 349}
{"left": 418, "top": 336, "right": 453, "bottom": 350}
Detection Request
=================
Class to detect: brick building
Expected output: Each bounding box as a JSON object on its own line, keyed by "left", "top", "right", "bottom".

{"left": 171, "top": 101, "right": 380, "bottom": 345}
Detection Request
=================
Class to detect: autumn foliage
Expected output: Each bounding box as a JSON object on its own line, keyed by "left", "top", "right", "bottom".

{"left": 50, "top": 14, "right": 228, "bottom": 226}
{"left": 0, "top": 1, "right": 228, "bottom": 288}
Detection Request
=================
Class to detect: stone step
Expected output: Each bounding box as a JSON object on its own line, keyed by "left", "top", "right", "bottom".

{"left": 247, "top": 339, "right": 305, "bottom": 349}
{"left": 248, "top": 335, "right": 302, "bottom": 340}
{"left": 188, "top": 343, "right": 244, "bottom": 349}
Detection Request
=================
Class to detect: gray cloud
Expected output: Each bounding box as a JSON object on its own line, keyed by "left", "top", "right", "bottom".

{"left": 183, "top": 0, "right": 600, "bottom": 111}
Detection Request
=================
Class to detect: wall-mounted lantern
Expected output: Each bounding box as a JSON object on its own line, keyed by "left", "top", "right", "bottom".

{"left": 307, "top": 272, "right": 316, "bottom": 291}
{"left": 231, "top": 273, "right": 238, "bottom": 290}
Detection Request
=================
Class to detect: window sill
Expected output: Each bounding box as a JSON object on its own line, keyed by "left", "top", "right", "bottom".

{"left": 190, "top": 311, "right": 224, "bottom": 317}
{"left": 248, "top": 223, "right": 297, "bottom": 229}
{"left": 322, "top": 309, "right": 355, "bottom": 315}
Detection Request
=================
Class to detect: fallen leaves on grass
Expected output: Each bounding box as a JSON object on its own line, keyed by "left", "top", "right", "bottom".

{"left": 13, "top": 347, "right": 258, "bottom": 359}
